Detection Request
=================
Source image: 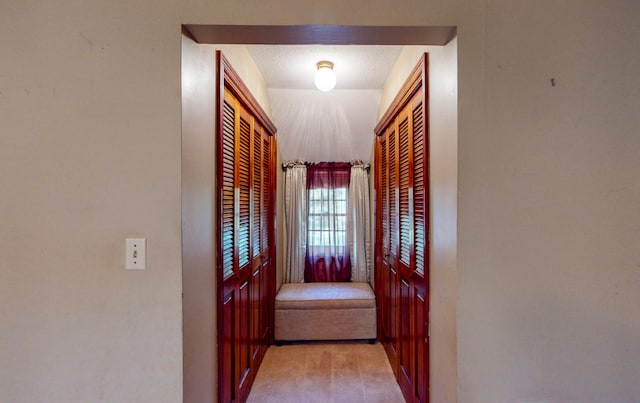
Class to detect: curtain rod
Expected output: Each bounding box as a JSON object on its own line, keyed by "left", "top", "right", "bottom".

{"left": 281, "top": 160, "right": 370, "bottom": 171}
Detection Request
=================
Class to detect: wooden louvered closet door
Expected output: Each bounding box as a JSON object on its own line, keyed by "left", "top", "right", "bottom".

{"left": 375, "top": 54, "right": 429, "bottom": 403}
{"left": 217, "top": 52, "right": 276, "bottom": 403}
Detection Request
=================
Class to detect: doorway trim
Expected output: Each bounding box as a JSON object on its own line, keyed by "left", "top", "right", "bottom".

{"left": 184, "top": 24, "right": 456, "bottom": 46}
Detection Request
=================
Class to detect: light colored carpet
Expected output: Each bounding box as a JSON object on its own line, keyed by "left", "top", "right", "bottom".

{"left": 247, "top": 342, "right": 406, "bottom": 403}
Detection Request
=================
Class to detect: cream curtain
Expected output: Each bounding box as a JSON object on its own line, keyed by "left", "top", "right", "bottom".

{"left": 283, "top": 161, "right": 307, "bottom": 283}
{"left": 348, "top": 161, "right": 371, "bottom": 282}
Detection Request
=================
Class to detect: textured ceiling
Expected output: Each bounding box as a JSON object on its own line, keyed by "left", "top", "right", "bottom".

{"left": 246, "top": 45, "right": 404, "bottom": 163}
{"left": 246, "top": 45, "right": 402, "bottom": 90}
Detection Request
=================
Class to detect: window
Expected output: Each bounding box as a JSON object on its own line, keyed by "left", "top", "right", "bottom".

{"left": 304, "top": 161, "right": 351, "bottom": 282}
{"left": 307, "top": 187, "right": 347, "bottom": 247}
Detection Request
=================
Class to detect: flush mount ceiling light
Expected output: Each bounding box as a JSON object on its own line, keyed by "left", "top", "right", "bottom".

{"left": 314, "top": 61, "right": 336, "bottom": 92}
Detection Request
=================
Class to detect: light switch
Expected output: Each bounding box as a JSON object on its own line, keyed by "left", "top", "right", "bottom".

{"left": 126, "top": 238, "right": 146, "bottom": 270}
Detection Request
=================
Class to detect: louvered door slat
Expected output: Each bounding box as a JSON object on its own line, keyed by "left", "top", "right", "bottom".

{"left": 398, "top": 116, "right": 411, "bottom": 266}
{"left": 238, "top": 115, "right": 251, "bottom": 269}
{"left": 380, "top": 137, "right": 389, "bottom": 251}
{"left": 252, "top": 127, "right": 262, "bottom": 258}
{"left": 412, "top": 102, "right": 425, "bottom": 276}
{"left": 222, "top": 100, "right": 236, "bottom": 279}
{"left": 261, "top": 136, "right": 270, "bottom": 252}
{"left": 388, "top": 128, "right": 398, "bottom": 255}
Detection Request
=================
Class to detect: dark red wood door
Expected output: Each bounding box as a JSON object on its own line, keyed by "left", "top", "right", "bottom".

{"left": 220, "top": 89, "right": 238, "bottom": 403}
{"left": 411, "top": 92, "right": 429, "bottom": 403}
{"left": 375, "top": 54, "right": 430, "bottom": 403}
{"left": 217, "top": 52, "right": 277, "bottom": 403}
{"left": 219, "top": 89, "right": 254, "bottom": 403}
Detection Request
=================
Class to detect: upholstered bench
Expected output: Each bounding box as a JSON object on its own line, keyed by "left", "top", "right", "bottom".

{"left": 274, "top": 282, "right": 376, "bottom": 343}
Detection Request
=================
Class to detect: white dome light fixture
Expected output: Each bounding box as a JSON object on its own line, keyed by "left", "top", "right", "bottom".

{"left": 314, "top": 61, "right": 336, "bottom": 92}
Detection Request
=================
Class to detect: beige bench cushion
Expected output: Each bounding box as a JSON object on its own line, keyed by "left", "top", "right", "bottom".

{"left": 275, "top": 282, "right": 375, "bottom": 310}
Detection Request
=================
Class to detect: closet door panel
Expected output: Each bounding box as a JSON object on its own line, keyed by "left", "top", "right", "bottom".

{"left": 260, "top": 133, "right": 272, "bottom": 348}
{"left": 398, "top": 278, "right": 412, "bottom": 394}
{"left": 217, "top": 52, "right": 277, "bottom": 403}
{"left": 220, "top": 91, "right": 238, "bottom": 403}
{"left": 236, "top": 279, "right": 251, "bottom": 401}
{"left": 220, "top": 290, "right": 235, "bottom": 403}
{"left": 387, "top": 265, "right": 399, "bottom": 370}
{"left": 250, "top": 266, "right": 261, "bottom": 368}
{"left": 374, "top": 136, "right": 387, "bottom": 344}
{"left": 377, "top": 130, "right": 397, "bottom": 370}
{"left": 236, "top": 105, "right": 254, "bottom": 403}
{"left": 389, "top": 124, "right": 401, "bottom": 370}
{"left": 249, "top": 123, "right": 263, "bottom": 370}
{"left": 396, "top": 103, "right": 415, "bottom": 401}
{"left": 375, "top": 54, "right": 429, "bottom": 403}
{"left": 260, "top": 259, "right": 270, "bottom": 349}
{"left": 412, "top": 92, "right": 429, "bottom": 403}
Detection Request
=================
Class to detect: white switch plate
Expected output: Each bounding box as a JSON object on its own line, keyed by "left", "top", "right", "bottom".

{"left": 126, "top": 238, "right": 146, "bottom": 270}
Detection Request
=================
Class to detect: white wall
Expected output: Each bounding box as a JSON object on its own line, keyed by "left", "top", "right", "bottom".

{"left": 458, "top": 2, "right": 640, "bottom": 401}
{"left": 216, "top": 46, "right": 273, "bottom": 118}
{"left": 428, "top": 40, "right": 458, "bottom": 403}
{"left": 2, "top": 1, "right": 639, "bottom": 402}
{"left": 1, "top": 3, "right": 184, "bottom": 402}
{"left": 181, "top": 35, "right": 217, "bottom": 403}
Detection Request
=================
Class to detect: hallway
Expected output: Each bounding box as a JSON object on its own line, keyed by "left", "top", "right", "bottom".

{"left": 247, "top": 343, "right": 405, "bottom": 403}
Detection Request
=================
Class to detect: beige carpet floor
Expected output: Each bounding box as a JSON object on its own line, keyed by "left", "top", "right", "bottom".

{"left": 247, "top": 342, "right": 406, "bottom": 403}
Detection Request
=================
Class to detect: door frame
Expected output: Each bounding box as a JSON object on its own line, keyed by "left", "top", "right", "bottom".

{"left": 181, "top": 24, "right": 457, "bottom": 403}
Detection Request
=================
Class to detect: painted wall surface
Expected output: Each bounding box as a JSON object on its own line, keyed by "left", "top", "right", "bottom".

{"left": 1, "top": 2, "right": 184, "bottom": 402}
{"left": 181, "top": 35, "right": 217, "bottom": 403}
{"left": 427, "top": 40, "right": 458, "bottom": 403}
{"left": 379, "top": 42, "right": 459, "bottom": 402}
{"left": 458, "top": 2, "right": 640, "bottom": 402}
{"left": 215, "top": 45, "right": 273, "bottom": 119}
{"left": 181, "top": 39, "right": 273, "bottom": 402}
{"left": 2, "top": 1, "right": 639, "bottom": 403}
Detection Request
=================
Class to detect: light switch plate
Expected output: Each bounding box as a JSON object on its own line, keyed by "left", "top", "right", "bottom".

{"left": 126, "top": 238, "right": 146, "bottom": 270}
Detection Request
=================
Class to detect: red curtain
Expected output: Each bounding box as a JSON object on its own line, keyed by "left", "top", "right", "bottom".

{"left": 304, "top": 162, "right": 352, "bottom": 282}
